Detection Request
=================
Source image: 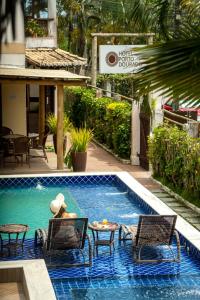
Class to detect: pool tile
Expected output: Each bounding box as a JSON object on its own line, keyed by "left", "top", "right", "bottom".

{"left": 1, "top": 174, "right": 200, "bottom": 299}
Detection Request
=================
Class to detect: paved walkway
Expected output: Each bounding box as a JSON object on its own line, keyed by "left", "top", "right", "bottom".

{"left": 0, "top": 137, "right": 199, "bottom": 231}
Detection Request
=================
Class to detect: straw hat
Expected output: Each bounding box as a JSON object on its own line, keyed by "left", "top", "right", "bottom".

{"left": 50, "top": 193, "right": 67, "bottom": 216}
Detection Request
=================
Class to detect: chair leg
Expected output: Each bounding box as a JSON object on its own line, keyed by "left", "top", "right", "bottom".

{"left": 86, "top": 234, "right": 92, "bottom": 266}
{"left": 27, "top": 154, "right": 30, "bottom": 168}
{"left": 43, "top": 147, "right": 48, "bottom": 162}
{"left": 34, "top": 231, "right": 38, "bottom": 246}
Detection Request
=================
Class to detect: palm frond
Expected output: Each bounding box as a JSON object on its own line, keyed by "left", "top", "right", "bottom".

{"left": 137, "top": 38, "right": 200, "bottom": 102}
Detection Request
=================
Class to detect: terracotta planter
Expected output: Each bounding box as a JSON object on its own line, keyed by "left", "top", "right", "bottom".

{"left": 53, "top": 135, "right": 67, "bottom": 156}
{"left": 71, "top": 151, "right": 87, "bottom": 172}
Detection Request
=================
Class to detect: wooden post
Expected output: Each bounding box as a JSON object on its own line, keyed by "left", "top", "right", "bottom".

{"left": 147, "top": 35, "right": 154, "bottom": 133}
{"left": 57, "top": 85, "right": 64, "bottom": 170}
{"left": 131, "top": 101, "right": 140, "bottom": 165}
{"left": 91, "top": 35, "right": 97, "bottom": 87}
{"left": 39, "top": 85, "right": 45, "bottom": 143}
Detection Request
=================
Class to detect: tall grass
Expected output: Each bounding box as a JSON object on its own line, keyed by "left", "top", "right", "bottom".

{"left": 70, "top": 128, "right": 93, "bottom": 152}
{"left": 46, "top": 113, "right": 72, "bottom": 135}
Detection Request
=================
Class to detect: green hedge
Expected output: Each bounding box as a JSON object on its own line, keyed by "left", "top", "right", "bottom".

{"left": 148, "top": 123, "right": 200, "bottom": 203}
{"left": 65, "top": 87, "right": 131, "bottom": 159}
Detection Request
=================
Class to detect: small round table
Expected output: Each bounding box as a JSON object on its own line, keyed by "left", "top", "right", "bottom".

{"left": 88, "top": 222, "right": 119, "bottom": 255}
{"left": 0, "top": 224, "right": 29, "bottom": 256}
{"left": 28, "top": 133, "right": 39, "bottom": 148}
{"left": 2, "top": 134, "right": 25, "bottom": 140}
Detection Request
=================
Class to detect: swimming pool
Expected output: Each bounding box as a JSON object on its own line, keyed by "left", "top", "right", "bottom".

{"left": 1, "top": 172, "right": 200, "bottom": 300}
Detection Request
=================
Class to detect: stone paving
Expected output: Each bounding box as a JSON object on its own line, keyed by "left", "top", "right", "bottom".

{"left": 0, "top": 136, "right": 199, "bottom": 231}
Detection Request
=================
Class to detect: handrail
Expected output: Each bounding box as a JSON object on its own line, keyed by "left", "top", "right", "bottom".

{"left": 87, "top": 84, "right": 136, "bottom": 103}
{"left": 163, "top": 109, "right": 199, "bottom": 123}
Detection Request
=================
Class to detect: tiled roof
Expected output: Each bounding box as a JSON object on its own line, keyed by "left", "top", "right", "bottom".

{"left": 25, "top": 48, "right": 87, "bottom": 67}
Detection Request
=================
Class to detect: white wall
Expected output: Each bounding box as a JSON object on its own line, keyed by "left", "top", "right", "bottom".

{"left": 2, "top": 84, "right": 27, "bottom": 135}
{"left": 26, "top": 37, "right": 57, "bottom": 49}
{"left": 151, "top": 91, "right": 164, "bottom": 131}
{"left": 48, "top": 0, "right": 57, "bottom": 47}
{"left": 0, "top": 54, "right": 25, "bottom": 68}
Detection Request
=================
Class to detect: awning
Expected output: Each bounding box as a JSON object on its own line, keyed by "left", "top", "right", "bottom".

{"left": 0, "top": 67, "right": 90, "bottom": 85}
{"left": 26, "top": 48, "right": 87, "bottom": 68}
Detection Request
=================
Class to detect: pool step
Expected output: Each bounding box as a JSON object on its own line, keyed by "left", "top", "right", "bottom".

{"left": 151, "top": 189, "right": 200, "bottom": 231}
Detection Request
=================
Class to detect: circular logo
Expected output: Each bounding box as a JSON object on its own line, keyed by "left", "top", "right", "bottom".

{"left": 105, "top": 52, "right": 118, "bottom": 67}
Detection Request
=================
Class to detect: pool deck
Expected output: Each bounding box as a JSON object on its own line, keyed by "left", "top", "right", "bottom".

{"left": 1, "top": 137, "right": 200, "bottom": 232}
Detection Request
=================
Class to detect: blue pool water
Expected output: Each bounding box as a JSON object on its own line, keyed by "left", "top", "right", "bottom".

{"left": 1, "top": 175, "right": 200, "bottom": 300}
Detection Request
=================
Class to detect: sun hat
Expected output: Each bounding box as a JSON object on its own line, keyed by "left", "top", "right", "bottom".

{"left": 50, "top": 193, "right": 67, "bottom": 216}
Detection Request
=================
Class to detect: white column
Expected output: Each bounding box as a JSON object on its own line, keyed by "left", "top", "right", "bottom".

{"left": 151, "top": 91, "right": 164, "bottom": 131}
{"left": 130, "top": 101, "right": 140, "bottom": 165}
{"left": 104, "top": 80, "right": 112, "bottom": 97}
{"left": 48, "top": 0, "right": 57, "bottom": 47}
{"left": 1, "top": 0, "right": 25, "bottom": 67}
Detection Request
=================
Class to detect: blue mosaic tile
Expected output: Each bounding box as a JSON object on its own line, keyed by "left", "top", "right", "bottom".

{"left": 1, "top": 174, "right": 200, "bottom": 299}
{"left": 0, "top": 175, "right": 117, "bottom": 188}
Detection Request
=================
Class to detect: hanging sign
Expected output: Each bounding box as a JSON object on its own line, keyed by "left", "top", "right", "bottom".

{"left": 99, "top": 45, "right": 144, "bottom": 74}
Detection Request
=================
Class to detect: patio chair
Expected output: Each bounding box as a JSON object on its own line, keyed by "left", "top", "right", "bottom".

{"left": 34, "top": 217, "right": 92, "bottom": 267}
{"left": 119, "top": 215, "right": 180, "bottom": 263}
{"left": 4, "top": 136, "right": 30, "bottom": 167}
{"left": 30, "top": 132, "right": 49, "bottom": 162}
{"left": 0, "top": 126, "right": 13, "bottom": 135}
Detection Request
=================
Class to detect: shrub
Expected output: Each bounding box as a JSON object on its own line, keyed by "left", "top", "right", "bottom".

{"left": 148, "top": 123, "right": 200, "bottom": 202}
{"left": 65, "top": 87, "right": 131, "bottom": 159}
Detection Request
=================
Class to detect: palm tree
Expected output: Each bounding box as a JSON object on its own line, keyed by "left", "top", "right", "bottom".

{"left": 132, "top": 0, "right": 200, "bottom": 104}
{"left": 57, "top": 0, "right": 100, "bottom": 57}
{"left": 57, "top": 0, "right": 141, "bottom": 58}
{"left": 137, "top": 38, "right": 200, "bottom": 104}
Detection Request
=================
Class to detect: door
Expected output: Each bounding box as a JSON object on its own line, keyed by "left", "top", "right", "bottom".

{"left": 139, "top": 112, "right": 150, "bottom": 170}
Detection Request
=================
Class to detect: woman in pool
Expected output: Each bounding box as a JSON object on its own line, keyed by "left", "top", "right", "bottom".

{"left": 49, "top": 193, "right": 79, "bottom": 247}
{"left": 50, "top": 193, "right": 77, "bottom": 219}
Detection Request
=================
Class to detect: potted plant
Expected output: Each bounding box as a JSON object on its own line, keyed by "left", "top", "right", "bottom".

{"left": 65, "top": 127, "right": 93, "bottom": 172}
{"left": 46, "top": 113, "right": 72, "bottom": 155}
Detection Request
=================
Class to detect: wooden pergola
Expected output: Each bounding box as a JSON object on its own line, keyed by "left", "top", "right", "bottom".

{"left": 0, "top": 68, "right": 89, "bottom": 170}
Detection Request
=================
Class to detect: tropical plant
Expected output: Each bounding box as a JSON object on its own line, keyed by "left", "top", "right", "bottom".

{"left": 46, "top": 113, "right": 72, "bottom": 136}
{"left": 57, "top": 0, "right": 147, "bottom": 60}
{"left": 57, "top": 0, "right": 100, "bottom": 57}
{"left": 70, "top": 127, "right": 93, "bottom": 152}
{"left": 136, "top": 38, "right": 200, "bottom": 104}
{"left": 25, "top": 18, "right": 45, "bottom": 37}
{"left": 148, "top": 122, "right": 200, "bottom": 203}
{"left": 64, "top": 127, "right": 93, "bottom": 169}
{"left": 133, "top": 0, "right": 200, "bottom": 104}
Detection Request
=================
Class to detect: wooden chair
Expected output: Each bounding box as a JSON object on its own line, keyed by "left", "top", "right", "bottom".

{"left": 119, "top": 215, "right": 180, "bottom": 263}
{"left": 30, "top": 132, "right": 49, "bottom": 162}
{"left": 0, "top": 126, "right": 13, "bottom": 135}
{"left": 4, "top": 136, "right": 30, "bottom": 167}
{"left": 34, "top": 218, "right": 92, "bottom": 267}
